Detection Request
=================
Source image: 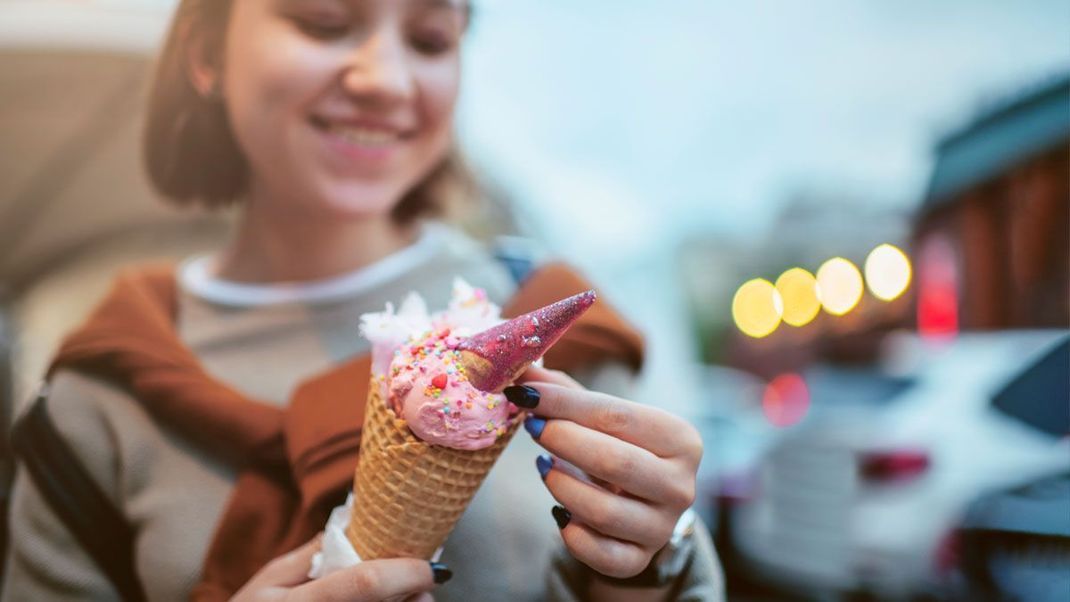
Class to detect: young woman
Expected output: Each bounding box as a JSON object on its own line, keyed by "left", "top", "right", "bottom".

{"left": 2, "top": 1, "right": 723, "bottom": 600}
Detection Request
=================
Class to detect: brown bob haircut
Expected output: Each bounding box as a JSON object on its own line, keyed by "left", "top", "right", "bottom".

{"left": 143, "top": 0, "right": 474, "bottom": 223}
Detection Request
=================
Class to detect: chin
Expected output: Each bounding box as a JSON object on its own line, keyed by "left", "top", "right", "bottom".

{"left": 312, "top": 179, "right": 411, "bottom": 219}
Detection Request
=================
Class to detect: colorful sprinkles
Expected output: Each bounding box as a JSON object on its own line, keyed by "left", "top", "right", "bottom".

{"left": 390, "top": 327, "right": 511, "bottom": 440}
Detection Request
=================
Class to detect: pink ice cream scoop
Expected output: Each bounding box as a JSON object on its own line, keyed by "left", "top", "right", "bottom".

{"left": 386, "top": 290, "right": 596, "bottom": 450}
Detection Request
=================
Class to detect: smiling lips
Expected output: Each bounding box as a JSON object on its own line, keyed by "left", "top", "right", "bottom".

{"left": 327, "top": 123, "right": 400, "bottom": 146}
{"left": 311, "top": 114, "right": 410, "bottom": 148}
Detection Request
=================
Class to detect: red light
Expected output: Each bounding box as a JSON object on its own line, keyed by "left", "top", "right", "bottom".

{"left": 918, "top": 283, "right": 958, "bottom": 337}
{"left": 917, "top": 235, "right": 959, "bottom": 338}
{"left": 762, "top": 373, "right": 810, "bottom": 428}
{"left": 859, "top": 449, "right": 930, "bottom": 483}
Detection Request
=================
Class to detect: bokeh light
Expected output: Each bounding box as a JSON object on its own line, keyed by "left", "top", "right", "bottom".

{"left": 775, "top": 268, "right": 821, "bottom": 327}
{"left": 816, "top": 257, "right": 864, "bottom": 316}
{"left": 865, "top": 244, "right": 912, "bottom": 301}
{"left": 732, "top": 278, "right": 783, "bottom": 338}
{"left": 762, "top": 373, "right": 810, "bottom": 427}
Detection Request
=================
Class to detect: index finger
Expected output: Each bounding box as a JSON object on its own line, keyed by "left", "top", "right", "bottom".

{"left": 518, "top": 366, "right": 582, "bottom": 389}
{"left": 300, "top": 558, "right": 435, "bottom": 602}
{"left": 519, "top": 382, "right": 695, "bottom": 458}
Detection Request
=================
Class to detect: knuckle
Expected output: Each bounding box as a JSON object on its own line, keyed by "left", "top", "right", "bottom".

{"left": 587, "top": 499, "right": 628, "bottom": 536}
{"left": 598, "top": 544, "right": 647, "bottom": 579}
{"left": 678, "top": 423, "right": 704, "bottom": 463}
{"left": 594, "top": 448, "right": 636, "bottom": 481}
{"left": 666, "top": 479, "right": 696, "bottom": 509}
{"left": 627, "top": 552, "right": 655, "bottom": 577}
{"left": 596, "top": 402, "right": 634, "bottom": 434}
{"left": 348, "top": 565, "right": 381, "bottom": 593}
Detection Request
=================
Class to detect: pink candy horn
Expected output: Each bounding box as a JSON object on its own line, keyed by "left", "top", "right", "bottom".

{"left": 456, "top": 290, "right": 597, "bottom": 392}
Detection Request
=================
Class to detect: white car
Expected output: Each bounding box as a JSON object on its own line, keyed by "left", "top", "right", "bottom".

{"left": 725, "top": 330, "right": 1070, "bottom": 600}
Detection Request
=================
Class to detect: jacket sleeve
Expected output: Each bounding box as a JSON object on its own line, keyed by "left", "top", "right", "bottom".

{"left": 1, "top": 372, "right": 123, "bottom": 602}
{"left": 542, "top": 363, "right": 727, "bottom": 602}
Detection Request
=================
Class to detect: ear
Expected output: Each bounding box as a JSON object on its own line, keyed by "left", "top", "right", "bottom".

{"left": 184, "top": 26, "right": 223, "bottom": 98}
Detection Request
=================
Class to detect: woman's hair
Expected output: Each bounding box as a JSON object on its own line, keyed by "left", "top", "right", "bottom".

{"left": 143, "top": 0, "right": 473, "bottom": 223}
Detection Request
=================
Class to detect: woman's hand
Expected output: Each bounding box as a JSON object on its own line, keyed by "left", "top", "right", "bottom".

{"left": 508, "top": 367, "right": 703, "bottom": 579}
{"left": 231, "top": 533, "right": 449, "bottom": 602}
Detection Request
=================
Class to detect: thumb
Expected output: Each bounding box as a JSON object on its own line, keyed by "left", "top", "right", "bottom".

{"left": 301, "top": 558, "right": 439, "bottom": 602}
{"left": 249, "top": 532, "right": 324, "bottom": 588}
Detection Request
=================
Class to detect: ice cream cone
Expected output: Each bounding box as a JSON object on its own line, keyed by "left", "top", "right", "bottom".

{"left": 346, "top": 383, "right": 522, "bottom": 560}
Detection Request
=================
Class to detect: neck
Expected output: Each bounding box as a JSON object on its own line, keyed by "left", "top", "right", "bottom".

{"left": 215, "top": 194, "right": 417, "bottom": 284}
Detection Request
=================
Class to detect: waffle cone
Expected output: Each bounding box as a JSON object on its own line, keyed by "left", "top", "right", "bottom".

{"left": 346, "top": 382, "right": 521, "bottom": 560}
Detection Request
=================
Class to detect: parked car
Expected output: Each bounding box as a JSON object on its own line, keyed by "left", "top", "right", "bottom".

{"left": 722, "top": 331, "right": 1070, "bottom": 600}
{"left": 954, "top": 471, "right": 1070, "bottom": 602}
{"left": 952, "top": 338, "right": 1070, "bottom": 601}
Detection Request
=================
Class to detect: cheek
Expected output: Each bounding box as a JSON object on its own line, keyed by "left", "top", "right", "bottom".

{"left": 222, "top": 12, "right": 329, "bottom": 164}
{"left": 416, "top": 60, "right": 461, "bottom": 142}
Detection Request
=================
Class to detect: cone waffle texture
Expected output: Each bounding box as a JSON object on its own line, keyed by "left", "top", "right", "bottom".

{"left": 347, "top": 384, "right": 522, "bottom": 560}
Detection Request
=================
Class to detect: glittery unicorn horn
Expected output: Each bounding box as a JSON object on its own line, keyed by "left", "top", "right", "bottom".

{"left": 456, "top": 290, "right": 597, "bottom": 392}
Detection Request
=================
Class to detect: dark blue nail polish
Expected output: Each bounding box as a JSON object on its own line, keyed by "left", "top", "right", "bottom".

{"left": 504, "top": 384, "right": 541, "bottom": 408}
{"left": 552, "top": 505, "right": 571, "bottom": 529}
{"left": 430, "top": 562, "right": 453, "bottom": 584}
{"left": 536, "top": 454, "right": 553, "bottom": 480}
{"left": 524, "top": 416, "right": 547, "bottom": 439}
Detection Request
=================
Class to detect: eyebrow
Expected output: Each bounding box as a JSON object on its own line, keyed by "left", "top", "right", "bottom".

{"left": 414, "top": 0, "right": 469, "bottom": 9}
{"left": 410, "top": 0, "right": 472, "bottom": 24}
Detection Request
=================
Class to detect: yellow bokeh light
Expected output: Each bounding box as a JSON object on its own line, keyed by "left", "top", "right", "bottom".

{"left": 775, "top": 268, "right": 821, "bottom": 327}
{"left": 816, "top": 257, "right": 863, "bottom": 316}
{"left": 865, "top": 243, "right": 912, "bottom": 301}
{"left": 732, "top": 279, "right": 783, "bottom": 338}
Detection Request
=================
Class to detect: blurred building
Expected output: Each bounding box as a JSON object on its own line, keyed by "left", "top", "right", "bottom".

{"left": 913, "top": 75, "right": 1070, "bottom": 334}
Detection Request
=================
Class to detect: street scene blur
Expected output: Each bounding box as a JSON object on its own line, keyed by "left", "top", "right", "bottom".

{"left": 1, "top": 1, "right": 1068, "bottom": 600}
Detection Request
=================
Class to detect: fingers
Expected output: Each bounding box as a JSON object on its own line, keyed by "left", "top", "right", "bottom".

{"left": 254, "top": 532, "right": 324, "bottom": 588}
{"left": 535, "top": 418, "right": 692, "bottom": 506}
{"left": 299, "top": 558, "right": 435, "bottom": 602}
{"left": 559, "top": 519, "right": 652, "bottom": 579}
{"left": 518, "top": 366, "right": 583, "bottom": 389}
{"left": 542, "top": 458, "right": 672, "bottom": 547}
{"left": 517, "top": 382, "right": 701, "bottom": 459}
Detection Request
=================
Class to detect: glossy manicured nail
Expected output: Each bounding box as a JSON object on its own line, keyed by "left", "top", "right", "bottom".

{"left": 551, "top": 505, "right": 571, "bottom": 529}
{"left": 536, "top": 454, "right": 553, "bottom": 480}
{"left": 430, "top": 562, "right": 453, "bottom": 584}
{"left": 504, "top": 384, "right": 541, "bottom": 409}
{"left": 524, "top": 415, "right": 547, "bottom": 439}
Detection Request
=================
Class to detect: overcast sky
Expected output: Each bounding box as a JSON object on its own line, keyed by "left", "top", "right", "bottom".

{"left": 459, "top": 0, "right": 1070, "bottom": 266}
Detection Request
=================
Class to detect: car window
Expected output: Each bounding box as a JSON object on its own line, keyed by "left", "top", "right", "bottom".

{"left": 991, "top": 337, "right": 1069, "bottom": 438}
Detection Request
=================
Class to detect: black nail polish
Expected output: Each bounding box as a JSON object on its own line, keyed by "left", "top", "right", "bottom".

{"left": 504, "top": 385, "right": 540, "bottom": 409}
{"left": 430, "top": 562, "right": 453, "bottom": 584}
{"left": 551, "top": 505, "right": 571, "bottom": 529}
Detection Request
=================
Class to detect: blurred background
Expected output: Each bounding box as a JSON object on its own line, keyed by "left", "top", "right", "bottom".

{"left": 1, "top": 1, "right": 1068, "bottom": 600}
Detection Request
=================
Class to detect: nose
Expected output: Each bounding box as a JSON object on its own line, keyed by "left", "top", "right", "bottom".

{"left": 341, "top": 29, "right": 415, "bottom": 106}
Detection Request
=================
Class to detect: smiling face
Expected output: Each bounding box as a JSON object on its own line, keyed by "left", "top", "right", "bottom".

{"left": 215, "top": 0, "right": 468, "bottom": 219}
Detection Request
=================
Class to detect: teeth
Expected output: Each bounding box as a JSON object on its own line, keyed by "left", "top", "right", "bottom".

{"left": 329, "top": 124, "right": 399, "bottom": 146}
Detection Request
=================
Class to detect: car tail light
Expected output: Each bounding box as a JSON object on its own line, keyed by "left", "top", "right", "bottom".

{"left": 859, "top": 449, "right": 930, "bottom": 483}
{"left": 933, "top": 528, "right": 962, "bottom": 575}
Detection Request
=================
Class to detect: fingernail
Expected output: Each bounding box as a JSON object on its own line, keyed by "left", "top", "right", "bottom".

{"left": 524, "top": 415, "right": 546, "bottom": 439}
{"left": 504, "top": 384, "right": 540, "bottom": 409}
{"left": 430, "top": 562, "right": 453, "bottom": 584}
{"left": 551, "top": 505, "right": 571, "bottom": 529}
{"left": 536, "top": 454, "right": 553, "bottom": 480}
